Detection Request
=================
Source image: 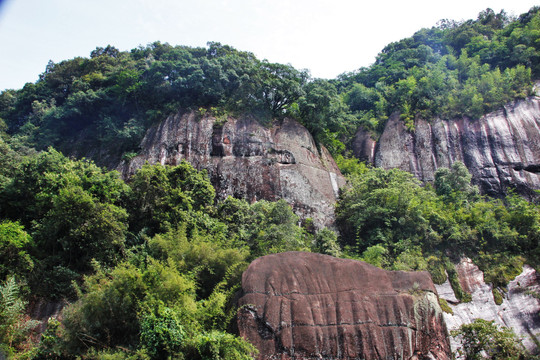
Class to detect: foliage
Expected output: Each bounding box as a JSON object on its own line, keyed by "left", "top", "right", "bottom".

{"left": 438, "top": 298, "right": 453, "bottom": 314}
{"left": 0, "top": 148, "right": 130, "bottom": 297}
{"left": 1, "top": 7, "right": 540, "bottom": 359}
{"left": 0, "top": 220, "right": 33, "bottom": 281}
{"left": 128, "top": 161, "right": 215, "bottom": 235}
{"left": 0, "top": 42, "right": 309, "bottom": 159}
{"left": 182, "top": 331, "right": 257, "bottom": 360}
{"left": 336, "top": 167, "right": 443, "bottom": 255}
{"left": 452, "top": 319, "right": 527, "bottom": 359}
{"left": 476, "top": 253, "right": 524, "bottom": 290}
{"left": 338, "top": 7, "right": 538, "bottom": 135}
{"left": 424, "top": 256, "right": 446, "bottom": 284}
{"left": 334, "top": 154, "right": 369, "bottom": 177}
{"left": 391, "top": 246, "right": 428, "bottom": 271}
{"left": 139, "top": 305, "right": 184, "bottom": 359}
{"left": 61, "top": 263, "right": 149, "bottom": 352}
{"left": 336, "top": 164, "right": 539, "bottom": 308}
{"left": 2, "top": 8, "right": 538, "bottom": 161}
{"left": 0, "top": 277, "right": 39, "bottom": 357}
{"left": 217, "top": 197, "right": 310, "bottom": 257}
{"left": 434, "top": 161, "right": 479, "bottom": 203}
{"left": 33, "top": 318, "right": 65, "bottom": 360}
{"left": 148, "top": 226, "right": 249, "bottom": 299}
{"left": 447, "top": 262, "right": 472, "bottom": 303}
{"left": 360, "top": 245, "right": 388, "bottom": 268}
{"left": 312, "top": 228, "right": 341, "bottom": 257}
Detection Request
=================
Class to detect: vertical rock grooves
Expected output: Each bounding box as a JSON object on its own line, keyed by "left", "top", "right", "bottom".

{"left": 356, "top": 95, "right": 540, "bottom": 198}
{"left": 237, "top": 252, "right": 451, "bottom": 359}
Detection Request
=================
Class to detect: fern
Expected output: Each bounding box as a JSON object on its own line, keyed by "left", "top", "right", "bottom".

{"left": 0, "top": 277, "right": 39, "bottom": 351}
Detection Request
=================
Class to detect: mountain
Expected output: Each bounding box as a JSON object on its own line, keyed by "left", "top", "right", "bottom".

{"left": 1, "top": 6, "right": 540, "bottom": 360}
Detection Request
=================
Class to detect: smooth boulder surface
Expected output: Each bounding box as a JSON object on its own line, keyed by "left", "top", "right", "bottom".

{"left": 237, "top": 252, "right": 451, "bottom": 359}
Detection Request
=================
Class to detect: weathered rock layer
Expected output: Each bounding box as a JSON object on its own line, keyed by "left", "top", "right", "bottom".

{"left": 354, "top": 94, "right": 540, "bottom": 197}
{"left": 435, "top": 258, "right": 540, "bottom": 354}
{"left": 237, "top": 252, "right": 451, "bottom": 359}
{"left": 119, "top": 113, "right": 345, "bottom": 227}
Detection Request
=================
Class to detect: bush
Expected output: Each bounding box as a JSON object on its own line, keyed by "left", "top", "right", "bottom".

{"left": 140, "top": 306, "right": 184, "bottom": 359}
{"left": 183, "top": 331, "right": 257, "bottom": 360}
{"left": 452, "top": 319, "right": 527, "bottom": 359}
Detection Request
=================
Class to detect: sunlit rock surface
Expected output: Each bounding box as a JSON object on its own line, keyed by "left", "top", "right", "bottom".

{"left": 354, "top": 91, "right": 540, "bottom": 198}
{"left": 118, "top": 113, "right": 345, "bottom": 227}
{"left": 435, "top": 258, "right": 540, "bottom": 354}
{"left": 237, "top": 252, "right": 451, "bottom": 360}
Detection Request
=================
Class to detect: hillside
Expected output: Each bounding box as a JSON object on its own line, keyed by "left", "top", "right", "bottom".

{"left": 0, "top": 6, "right": 539, "bottom": 360}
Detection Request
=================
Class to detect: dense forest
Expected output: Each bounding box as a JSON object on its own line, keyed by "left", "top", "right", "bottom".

{"left": 0, "top": 6, "right": 540, "bottom": 360}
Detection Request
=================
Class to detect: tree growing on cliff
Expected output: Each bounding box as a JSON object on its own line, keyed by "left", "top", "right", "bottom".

{"left": 434, "top": 161, "right": 479, "bottom": 203}
{"left": 452, "top": 319, "right": 527, "bottom": 359}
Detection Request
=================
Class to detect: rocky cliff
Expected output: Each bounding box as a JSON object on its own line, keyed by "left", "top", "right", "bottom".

{"left": 435, "top": 258, "right": 540, "bottom": 355}
{"left": 118, "top": 112, "right": 345, "bottom": 228}
{"left": 353, "top": 93, "right": 540, "bottom": 197}
{"left": 236, "top": 252, "right": 451, "bottom": 359}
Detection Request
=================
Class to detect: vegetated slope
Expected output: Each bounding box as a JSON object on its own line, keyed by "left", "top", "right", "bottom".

{"left": 0, "top": 143, "right": 343, "bottom": 358}
{"left": 1, "top": 5, "right": 540, "bottom": 359}
{"left": 336, "top": 7, "right": 539, "bottom": 136}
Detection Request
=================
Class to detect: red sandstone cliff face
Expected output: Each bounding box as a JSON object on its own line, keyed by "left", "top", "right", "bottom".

{"left": 353, "top": 93, "right": 540, "bottom": 198}
{"left": 118, "top": 113, "right": 345, "bottom": 228}
{"left": 237, "top": 252, "right": 451, "bottom": 359}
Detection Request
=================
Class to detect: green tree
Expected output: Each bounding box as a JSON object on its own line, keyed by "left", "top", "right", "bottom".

{"left": 148, "top": 226, "right": 249, "bottom": 299}
{"left": 139, "top": 305, "right": 185, "bottom": 359}
{"left": 312, "top": 228, "right": 341, "bottom": 257}
{"left": 34, "top": 184, "right": 128, "bottom": 272}
{"left": 434, "top": 161, "right": 479, "bottom": 203}
{"left": 128, "top": 161, "right": 215, "bottom": 235}
{"left": 452, "top": 319, "right": 527, "bottom": 359}
{"left": 0, "top": 220, "right": 33, "bottom": 281}
{"left": 336, "top": 167, "right": 442, "bottom": 255}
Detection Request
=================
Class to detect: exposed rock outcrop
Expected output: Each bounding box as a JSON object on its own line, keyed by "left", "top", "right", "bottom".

{"left": 435, "top": 258, "right": 540, "bottom": 354}
{"left": 237, "top": 252, "right": 451, "bottom": 359}
{"left": 354, "top": 93, "right": 540, "bottom": 197}
{"left": 118, "top": 113, "right": 345, "bottom": 228}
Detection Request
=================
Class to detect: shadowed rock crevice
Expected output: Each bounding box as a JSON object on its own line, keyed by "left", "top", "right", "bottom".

{"left": 237, "top": 252, "right": 451, "bottom": 359}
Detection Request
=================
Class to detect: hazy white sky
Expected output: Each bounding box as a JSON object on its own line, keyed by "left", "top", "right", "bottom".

{"left": 0, "top": 0, "right": 538, "bottom": 91}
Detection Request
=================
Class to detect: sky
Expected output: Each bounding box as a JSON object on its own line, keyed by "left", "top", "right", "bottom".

{"left": 0, "top": 0, "right": 538, "bottom": 91}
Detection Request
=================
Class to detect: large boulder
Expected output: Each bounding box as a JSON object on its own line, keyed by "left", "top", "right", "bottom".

{"left": 236, "top": 252, "right": 451, "bottom": 359}
{"left": 118, "top": 113, "right": 345, "bottom": 228}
